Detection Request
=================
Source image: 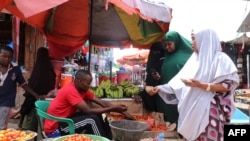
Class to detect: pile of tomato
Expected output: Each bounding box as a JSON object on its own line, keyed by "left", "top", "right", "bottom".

{"left": 62, "top": 134, "right": 94, "bottom": 141}
{"left": 108, "top": 113, "right": 168, "bottom": 131}
{"left": 108, "top": 113, "right": 150, "bottom": 121}
{"left": 0, "top": 128, "right": 36, "bottom": 141}
{"left": 150, "top": 124, "right": 167, "bottom": 131}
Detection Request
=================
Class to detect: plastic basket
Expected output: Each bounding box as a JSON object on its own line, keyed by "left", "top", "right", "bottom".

{"left": 109, "top": 120, "right": 149, "bottom": 141}
{"left": 52, "top": 134, "right": 110, "bottom": 141}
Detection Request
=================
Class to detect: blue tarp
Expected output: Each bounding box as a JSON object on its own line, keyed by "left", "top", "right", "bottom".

{"left": 230, "top": 108, "right": 250, "bottom": 124}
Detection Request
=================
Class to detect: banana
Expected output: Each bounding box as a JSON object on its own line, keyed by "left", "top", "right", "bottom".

{"left": 90, "top": 87, "right": 98, "bottom": 96}
{"left": 105, "top": 88, "right": 112, "bottom": 98}
{"left": 117, "top": 86, "right": 123, "bottom": 98}
{"left": 113, "top": 90, "right": 119, "bottom": 98}
{"left": 96, "top": 87, "right": 104, "bottom": 97}
{"left": 124, "top": 87, "right": 131, "bottom": 97}
{"left": 123, "top": 85, "right": 140, "bottom": 97}
{"left": 102, "top": 82, "right": 135, "bottom": 98}
{"left": 119, "top": 80, "right": 131, "bottom": 88}
{"left": 132, "top": 86, "right": 140, "bottom": 96}
{"left": 99, "top": 80, "right": 111, "bottom": 89}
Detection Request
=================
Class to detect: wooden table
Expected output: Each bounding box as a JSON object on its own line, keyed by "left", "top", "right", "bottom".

{"left": 90, "top": 98, "right": 145, "bottom": 115}
{"left": 46, "top": 98, "right": 145, "bottom": 115}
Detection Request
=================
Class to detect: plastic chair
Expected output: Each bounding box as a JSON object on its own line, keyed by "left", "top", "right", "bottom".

{"left": 35, "top": 100, "right": 75, "bottom": 138}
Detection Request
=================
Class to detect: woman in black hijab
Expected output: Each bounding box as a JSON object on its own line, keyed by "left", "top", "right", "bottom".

{"left": 19, "top": 47, "right": 56, "bottom": 134}
{"left": 140, "top": 42, "right": 165, "bottom": 111}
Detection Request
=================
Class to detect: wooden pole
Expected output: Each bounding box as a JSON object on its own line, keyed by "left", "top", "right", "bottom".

{"left": 88, "top": 0, "right": 94, "bottom": 72}
{"left": 109, "top": 60, "right": 112, "bottom": 82}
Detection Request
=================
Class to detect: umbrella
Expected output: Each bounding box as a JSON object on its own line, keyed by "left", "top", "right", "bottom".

{"left": 116, "top": 59, "right": 146, "bottom": 66}
{"left": 116, "top": 50, "right": 149, "bottom": 66}
{"left": 1, "top": 0, "right": 171, "bottom": 58}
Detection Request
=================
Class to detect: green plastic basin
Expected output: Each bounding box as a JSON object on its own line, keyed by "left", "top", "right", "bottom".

{"left": 52, "top": 134, "right": 110, "bottom": 141}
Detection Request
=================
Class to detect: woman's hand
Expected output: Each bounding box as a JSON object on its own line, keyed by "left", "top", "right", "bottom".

{"left": 145, "top": 86, "right": 158, "bottom": 96}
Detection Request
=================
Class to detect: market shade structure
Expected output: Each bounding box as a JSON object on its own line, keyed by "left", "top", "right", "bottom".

{"left": 226, "top": 33, "right": 250, "bottom": 45}
{"left": 1, "top": 0, "right": 171, "bottom": 58}
{"left": 237, "top": 10, "right": 250, "bottom": 33}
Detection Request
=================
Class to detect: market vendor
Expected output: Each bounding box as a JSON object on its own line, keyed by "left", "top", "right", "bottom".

{"left": 44, "top": 69, "right": 134, "bottom": 139}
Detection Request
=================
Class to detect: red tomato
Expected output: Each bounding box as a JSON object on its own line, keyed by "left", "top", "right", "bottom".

{"left": 62, "top": 134, "right": 93, "bottom": 141}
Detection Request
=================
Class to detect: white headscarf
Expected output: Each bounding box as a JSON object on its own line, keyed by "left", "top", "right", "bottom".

{"left": 157, "top": 29, "right": 239, "bottom": 140}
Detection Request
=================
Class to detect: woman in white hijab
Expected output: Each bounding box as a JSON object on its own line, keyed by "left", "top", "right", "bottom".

{"left": 146, "top": 28, "right": 239, "bottom": 141}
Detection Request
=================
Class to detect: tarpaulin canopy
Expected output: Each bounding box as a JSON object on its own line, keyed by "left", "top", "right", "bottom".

{"left": 237, "top": 10, "right": 250, "bottom": 33}
{"left": 0, "top": 0, "right": 171, "bottom": 58}
{"left": 226, "top": 33, "right": 250, "bottom": 45}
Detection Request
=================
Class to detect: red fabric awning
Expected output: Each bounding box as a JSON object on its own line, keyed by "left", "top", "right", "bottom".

{"left": 1, "top": 0, "right": 171, "bottom": 58}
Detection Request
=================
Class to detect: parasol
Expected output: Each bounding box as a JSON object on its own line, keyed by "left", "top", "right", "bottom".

{"left": 114, "top": 48, "right": 149, "bottom": 66}
{"left": 116, "top": 49, "right": 149, "bottom": 66}
{"left": 1, "top": 0, "right": 171, "bottom": 59}
{"left": 116, "top": 58, "right": 147, "bottom": 66}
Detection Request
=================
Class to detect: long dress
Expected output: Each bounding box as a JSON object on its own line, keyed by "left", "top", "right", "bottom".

{"left": 141, "top": 42, "right": 165, "bottom": 112}
{"left": 156, "top": 31, "right": 193, "bottom": 123}
{"left": 196, "top": 80, "right": 233, "bottom": 141}
{"left": 19, "top": 47, "right": 56, "bottom": 133}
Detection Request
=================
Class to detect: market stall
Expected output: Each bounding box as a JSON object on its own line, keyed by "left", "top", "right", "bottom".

{"left": 224, "top": 34, "right": 250, "bottom": 89}
{"left": 0, "top": 1, "right": 175, "bottom": 140}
